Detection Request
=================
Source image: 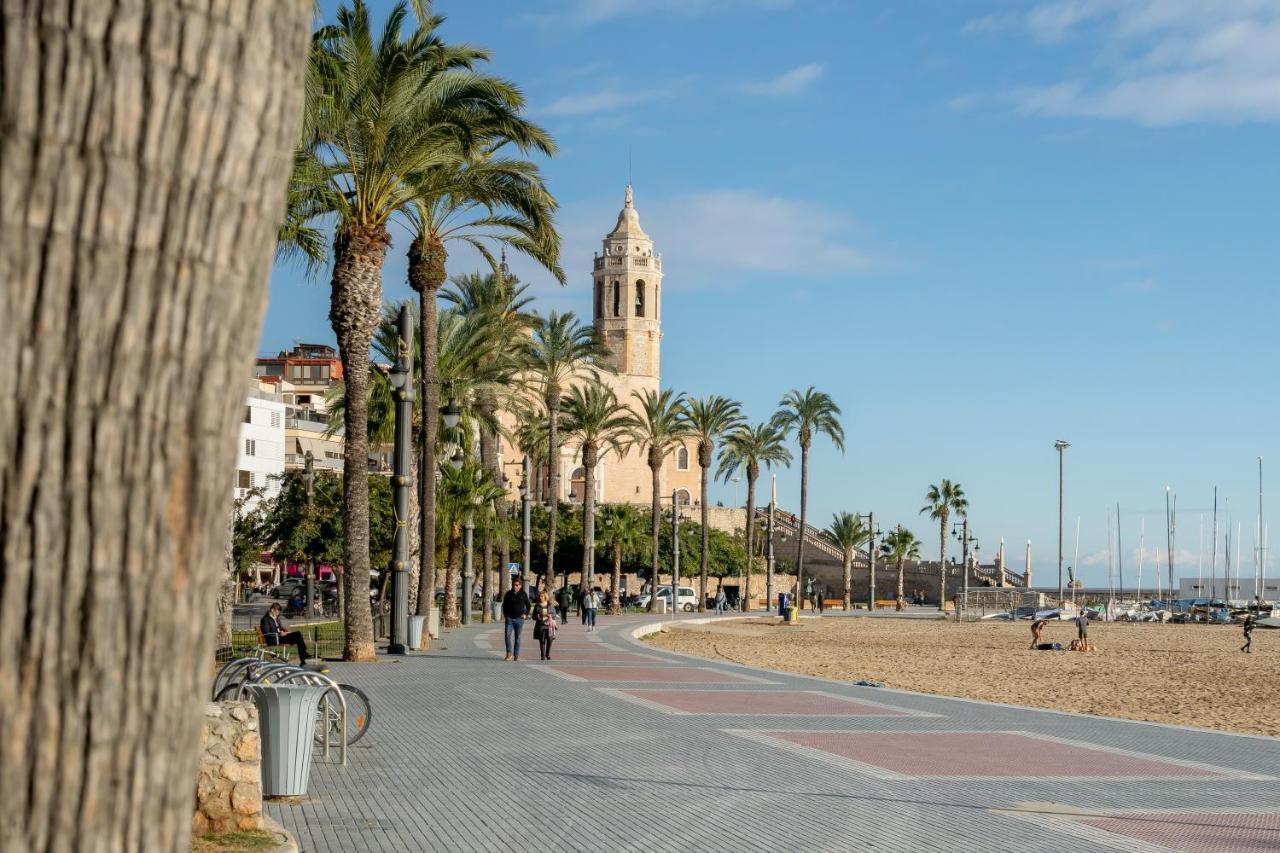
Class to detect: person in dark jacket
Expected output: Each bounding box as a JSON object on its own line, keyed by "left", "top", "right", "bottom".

{"left": 260, "top": 603, "right": 310, "bottom": 664}
{"left": 556, "top": 585, "right": 570, "bottom": 622}
{"left": 532, "top": 591, "right": 557, "bottom": 660}
{"left": 1242, "top": 614, "right": 1256, "bottom": 654}
{"left": 501, "top": 577, "right": 531, "bottom": 661}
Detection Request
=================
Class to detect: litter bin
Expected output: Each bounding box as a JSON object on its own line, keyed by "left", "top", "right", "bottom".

{"left": 778, "top": 592, "right": 792, "bottom": 621}
{"left": 248, "top": 683, "right": 328, "bottom": 797}
{"left": 408, "top": 614, "right": 426, "bottom": 649}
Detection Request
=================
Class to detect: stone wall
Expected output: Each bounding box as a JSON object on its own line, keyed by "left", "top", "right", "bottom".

{"left": 193, "top": 701, "right": 263, "bottom": 836}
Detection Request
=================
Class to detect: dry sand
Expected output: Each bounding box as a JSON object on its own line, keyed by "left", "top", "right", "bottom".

{"left": 646, "top": 616, "right": 1280, "bottom": 737}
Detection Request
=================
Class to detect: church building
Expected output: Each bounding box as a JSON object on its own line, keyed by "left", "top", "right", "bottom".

{"left": 503, "top": 186, "right": 701, "bottom": 509}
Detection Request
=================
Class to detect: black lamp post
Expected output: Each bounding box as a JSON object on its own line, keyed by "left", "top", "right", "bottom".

{"left": 520, "top": 457, "right": 532, "bottom": 589}
{"left": 854, "top": 513, "right": 881, "bottom": 610}
{"left": 952, "top": 519, "right": 977, "bottom": 621}
{"left": 386, "top": 302, "right": 414, "bottom": 654}
{"left": 303, "top": 450, "right": 315, "bottom": 621}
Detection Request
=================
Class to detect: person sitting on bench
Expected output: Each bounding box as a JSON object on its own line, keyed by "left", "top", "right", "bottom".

{"left": 261, "top": 603, "right": 311, "bottom": 664}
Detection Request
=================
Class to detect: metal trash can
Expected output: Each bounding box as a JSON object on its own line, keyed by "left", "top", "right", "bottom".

{"left": 248, "top": 683, "right": 328, "bottom": 797}
{"left": 408, "top": 614, "right": 426, "bottom": 649}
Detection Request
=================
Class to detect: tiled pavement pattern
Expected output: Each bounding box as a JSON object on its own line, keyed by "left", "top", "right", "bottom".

{"left": 267, "top": 615, "right": 1280, "bottom": 852}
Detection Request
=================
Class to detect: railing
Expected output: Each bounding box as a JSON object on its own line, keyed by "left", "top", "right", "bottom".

{"left": 285, "top": 453, "right": 342, "bottom": 470}
{"left": 757, "top": 507, "right": 849, "bottom": 562}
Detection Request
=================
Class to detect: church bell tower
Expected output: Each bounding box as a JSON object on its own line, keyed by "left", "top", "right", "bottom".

{"left": 592, "top": 185, "right": 662, "bottom": 380}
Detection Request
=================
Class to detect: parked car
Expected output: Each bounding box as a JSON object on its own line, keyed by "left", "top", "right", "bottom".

{"left": 635, "top": 585, "right": 698, "bottom": 612}
{"left": 273, "top": 578, "right": 304, "bottom": 599}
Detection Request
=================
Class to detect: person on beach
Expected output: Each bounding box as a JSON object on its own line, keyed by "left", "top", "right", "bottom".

{"left": 583, "top": 587, "right": 600, "bottom": 631}
{"left": 715, "top": 588, "right": 727, "bottom": 615}
{"left": 1029, "top": 619, "right": 1048, "bottom": 650}
{"left": 1242, "top": 614, "right": 1256, "bottom": 654}
{"left": 501, "top": 577, "right": 531, "bottom": 661}
{"left": 532, "top": 591, "right": 557, "bottom": 660}
{"left": 1073, "top": 611, "right": 1090, "bottom": 648}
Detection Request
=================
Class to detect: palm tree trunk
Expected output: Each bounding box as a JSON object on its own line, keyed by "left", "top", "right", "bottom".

{"left": 843, "top": 554, "right": 852, "bottom": 610}
{"left": 938, "top": 513, "right": 948, "bottom": 612}
{"left": 331, "top": 224, "right": 390, "bottom": 663}
{"left": 410, "top": 236, "right": 444, "bottom": 628}
{"left": 897, "top": 556, "right": 906, "bottom": 611}
{"left": 611, "top": 543, "right": 624, "bottom": 615}
{"left": 699, "top": 463, "right": 710, "bottom": 611}
{"left": 743, "top": 473, "right": 757, "bottom": 612}
{"left": 0, "top": 2, "right": 308, "bottom": 846}
{"left": 443, "top": 524, "right": 461, "bottom": 628}
{"left": 479, "top": 416, "right": 499, "bottom": 624}
{"left": 648, "top": 462, "right": 661, "bottom": 612}
{"left": 581, "top": 457, "right": 597, "bottom": 593}
{"left": 547, "top": 390, "right": 561, "bottom": 595}
{"left": 796, "top": 442, "right": 809, "bottom": 608}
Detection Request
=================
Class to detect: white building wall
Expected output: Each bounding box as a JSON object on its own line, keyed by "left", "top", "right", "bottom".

{"left": 235, "top": 388, "right": 286, "bottom": 508}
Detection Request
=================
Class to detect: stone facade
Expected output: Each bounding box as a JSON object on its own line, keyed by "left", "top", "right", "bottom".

{"left": 193, "top": 701, "right": 263, "bottom": 837}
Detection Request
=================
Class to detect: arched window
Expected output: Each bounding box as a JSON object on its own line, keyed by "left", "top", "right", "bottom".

{"left": 635, "top": 280, "right": 645, "bottom": 318}
{"left": 594, "top": 281, "right": 603, "bottom": 319}
{"left": 612, "top": 281, "right": 620, "bottom": 317}
{"left": 569, "top": 467, "right": 587, "bottom": 503}
{"left": 676, "top": 445, "right": 690, "bottom": 470}
{"left": 675, "top": 488, "right": 692, "bottom": 506}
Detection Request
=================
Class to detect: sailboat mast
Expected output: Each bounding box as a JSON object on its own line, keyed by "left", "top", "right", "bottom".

{"left": 1116, "top": 503, "right": 1124, "bottom": 600}
{"left": 1211, "top": 488, "right": 1219, "bottom": 601}
{"left": 1137, "top": 519, "right": 1145, "bottom": 603}
{"left": 1072, "top": 516, "right": 1081, "bottom": 607}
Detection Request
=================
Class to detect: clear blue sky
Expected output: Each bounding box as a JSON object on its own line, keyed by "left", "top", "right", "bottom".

{"left": 265, "top": 1, "right": 1280, "bottom": 588}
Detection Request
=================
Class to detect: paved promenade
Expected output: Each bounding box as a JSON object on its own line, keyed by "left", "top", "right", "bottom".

{"left": 268, "top": 613, "right": 1280, "bottom": 852}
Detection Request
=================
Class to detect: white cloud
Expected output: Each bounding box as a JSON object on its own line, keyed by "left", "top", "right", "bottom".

{"left": 1117, "top": 277, "right": 1159, "bottom": 295}
{"left": 738, "top": 63, "right": 825, "bottom": 97}
{"left": 541, "top": 87, "right": 672, "bottom": 117}
{"left": 966, "top": 1, "right": 1280, "bottom": 124}
{"left": 527, "top": 0, "right": 793, "bottom": 28}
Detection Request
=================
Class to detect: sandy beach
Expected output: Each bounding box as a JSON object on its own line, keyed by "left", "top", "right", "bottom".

{"left": 646, "top": 616, "right": 1280, "bottom": 737}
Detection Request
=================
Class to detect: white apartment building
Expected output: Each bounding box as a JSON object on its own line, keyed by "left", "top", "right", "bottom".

{"left": 235, "top": 379, "right": 287, "bottom": 507}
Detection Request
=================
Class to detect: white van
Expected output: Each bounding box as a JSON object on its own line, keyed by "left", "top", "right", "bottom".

{"left": 636, "top": 585, "right": 698, "bottom": 612}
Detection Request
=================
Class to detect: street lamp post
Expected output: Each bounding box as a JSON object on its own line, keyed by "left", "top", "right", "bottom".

{"left": 521, "top": 456, "right": 532, "bottom": 589}
{"left": 303, "top": 450, "right": 315, "bottom": 621}
{"left": 386, "top": 302, "right": 415, "bottom": 654}
{"left": 767, "top": 475, "right": 777, "bottom": 612}
{"left": 462, "top": 511, "right": 475, "bottom": 624}
{"left": 855, "top": 512, "right": 881, "bottom": 611}
{"left": 671, "top": 491, "right": 680, "bottom": 617}
{"left": 1055, "top": 440, "right": 1070, "bottom": 604}
{"left": 952, "top": 518, "right": 976, "bottom": 622}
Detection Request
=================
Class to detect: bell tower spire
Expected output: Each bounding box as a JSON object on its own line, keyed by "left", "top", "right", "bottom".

{"left": 592, "top": 186, "right": 662, "bottom": 381}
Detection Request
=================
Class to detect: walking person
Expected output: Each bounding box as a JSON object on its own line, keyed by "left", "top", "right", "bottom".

{"left": 1242, "top": 614, "right": 1256, "bottom": 654}
{"left": 583, "top": 588, "right": 600, "bottom": 631}
{"left": 532, "top": 591, "right": 557, "bottom": 660}
{"left": 715, "top": 588, "right": 727, "bottom": 615}
{"left": 555, "top": 585, "right": 570, "bottom": 623}
{"left": 260, "top": 603, "right": 312, "bottom": 664}
{"left": 502, "top": 577, "right": 531, "bottom": 661}
{"left": 580, "top": 586, "right": 589, "bottom": 626}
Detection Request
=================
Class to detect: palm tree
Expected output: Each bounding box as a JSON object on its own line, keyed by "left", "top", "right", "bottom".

{"left": 880, "top": 525, "right": 922, "bottom": 611}
{"left": 440, "top": 270, "right": 538, "bottom": 612}
{"left": 628, "top": 389, "right": 694, "bottom": 612}
{"left": 829, "top": 512, "right": 870, "bottom": 610}
{"left": 406, "top": 150, "right": 560, "bottom": 624}
{"left": 436, "top": 460, "right": 507, "bottom": 627}
{"left": 306, "top": 0, "right": 549, "bottom": 660}
{"left": 597, "top": 504, "right": 645, "bottom": 614}
{"left": 682, "top": 396, "right": 743, "bottom": 611}
{"left": 921, "top": 480, "right": 968, "bottom": 611}
{"left": 717, "top": 424, "right": 792, "bottom": 612}
{"left": 562, "top": 380, "right": 633, "bottom": 594}
{"left": 771, "top": 387, "right": 844, "bottom": 613}
{"left": 525, "top": 311, "right": 606, "bottom": 598}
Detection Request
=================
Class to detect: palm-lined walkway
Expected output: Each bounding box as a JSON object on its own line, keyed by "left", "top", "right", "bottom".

{"left": 270, "top": 616, "right": 1280, "bottom": 852}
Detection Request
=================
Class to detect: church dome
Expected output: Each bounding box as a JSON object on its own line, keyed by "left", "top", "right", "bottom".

{"left": 608, "top": 184, "right": 648, "bottom": 239}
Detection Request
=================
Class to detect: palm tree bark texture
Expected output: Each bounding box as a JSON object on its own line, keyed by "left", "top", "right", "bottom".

{"left": 0, "top": 1, "right": 309, "bottom": 848}
{"left": 409, "top": 234, "right": 443, "bottom": 633}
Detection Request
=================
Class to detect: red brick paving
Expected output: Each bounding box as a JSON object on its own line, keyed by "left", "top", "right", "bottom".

{"left": 551, "top": 665, "right": 757, "bottom": 683}
{"left": 765, "top": 731, "right": 1222, "bottom": 778}
{"left": 547, "top": 651, "right": 658, "bottom": 662}
{"left": 1077, "top": 812, "right": 1280, "bottom": 852}
{"left": 624, "top": 689, "right": 909, "bottom": 716}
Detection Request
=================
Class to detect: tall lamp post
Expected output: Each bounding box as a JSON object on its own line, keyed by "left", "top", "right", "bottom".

{"left": 1055, "top": 440, "right": 1069, "bottom": 604}
{"left": 520, "top": 456, "right": 532, "bottom": 589}
{"left": 303, "top": 450, "right": 315, "bottom": 620}
{"left": 386, "top": 302, "right": 415, "bottom": 655}
{"left": 671, "top": 491, "right": 681, "bottom": 617}
{"left": 952, "top": 518, "right": 977, "bottom": 621}
{"left": 855, "top": 512, "right": 881, "bottom": 611}
{"left": 462, "top": 498, "right": 477, "bottom": 624}
{"left": 766, "top": 474, "right": 777, "bottom": 612}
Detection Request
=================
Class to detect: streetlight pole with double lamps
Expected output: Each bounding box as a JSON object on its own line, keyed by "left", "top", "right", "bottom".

{"left": 386, "top": 302, "right": 415, "bottom": 655}
{"left": 766, "top": 475, "right": 776, "bottom": 612}
{"left": 1055, "top": 440, "right": 1069, "bottom": 604}
{"left": 854, "top": 512, "right": 881, "bottom": 610}
{"left": 952, "top": 519, "right": 977, "bottom": 621}
{"left": 520, "top": 457, "right": 532, "bottom": 589}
